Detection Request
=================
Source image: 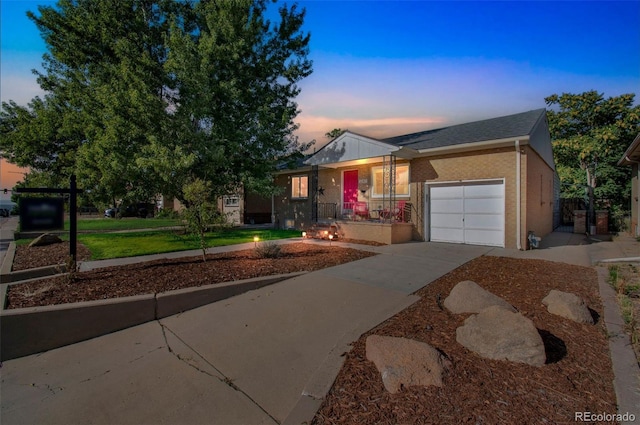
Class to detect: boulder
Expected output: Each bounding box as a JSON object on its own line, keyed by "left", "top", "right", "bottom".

{"left": 456, "top": 306, "right": 546, "bottom": 366}
{"left": 443, "top": 280, "right": 516, "bottom": 314}
{"left": 28, "top": 233, "right": 63, "bottom": 247}
{"left": 542, "top": 290, "right": 594, "bottom": 324}
{"left": 366, "top": 335, "right": 450, "bottom": 394}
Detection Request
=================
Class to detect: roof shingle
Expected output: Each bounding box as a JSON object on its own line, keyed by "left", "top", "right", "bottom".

{"left": 382, "top": 109, "right": 546, "bottom": 150}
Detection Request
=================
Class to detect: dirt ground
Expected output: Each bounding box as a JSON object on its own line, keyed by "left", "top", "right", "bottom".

{"left": 7, "top": 242, "right": 624, "bottom": 424}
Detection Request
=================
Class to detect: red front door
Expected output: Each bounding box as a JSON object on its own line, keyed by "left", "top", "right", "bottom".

{"left": 343, "top": 170, "right": 358, "bottom": 208}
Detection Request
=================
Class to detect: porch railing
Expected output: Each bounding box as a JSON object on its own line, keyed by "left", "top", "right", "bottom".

{"left": 317, "top": 202, "right": 337, "bottom": 220}
{"left": 340, "top": 201, "right": 411, "bottom": 223}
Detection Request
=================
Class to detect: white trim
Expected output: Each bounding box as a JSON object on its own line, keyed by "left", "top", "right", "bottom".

{"left": 370, "top": 163, "right": 411, "bottom": 199}
{"left": 291, "top": 175, "right": 309, "bottom": 199}
{"left": 305, "top": 132, "right": 411, "bottom": 167}
{"left": 416, "top": 136, "right": 530, "bottom": 156}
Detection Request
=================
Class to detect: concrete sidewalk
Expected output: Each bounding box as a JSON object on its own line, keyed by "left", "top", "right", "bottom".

{"left": 0, "top": 241, "right": 490, "bottom": 425}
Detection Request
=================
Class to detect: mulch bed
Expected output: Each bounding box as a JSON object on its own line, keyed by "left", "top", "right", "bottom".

{"left": 8, "top": 241, "right": 621, "bottom": 423}
{"left": 312, "top": 256, "right": 618, "bottom": 425}
{"left": 6, "top": 243, "right": 376, "bottom": 309}
{"left": 11, "top": 242, "right": 92, "bottom": 271}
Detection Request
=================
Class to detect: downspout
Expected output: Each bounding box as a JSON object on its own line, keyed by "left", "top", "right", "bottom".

{"left": 515, "top": 140, "right": 522, "bottom": 250}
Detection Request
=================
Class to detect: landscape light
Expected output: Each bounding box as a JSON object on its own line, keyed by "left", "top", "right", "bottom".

{"left": 253, "top": 236, "right": 259, "bottom": 247}
{"left": 328, "top": 234, "right": 333, "bottom": 246}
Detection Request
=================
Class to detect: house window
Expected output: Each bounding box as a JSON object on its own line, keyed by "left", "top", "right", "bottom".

{"left": 371, "top": 164, "right": 409, "bottom": 198}
{"left": 224, "top": 196, "right": 240, "bottom": 207}
{"left": 291, "top": 175, "right": 308, "bottom": 199}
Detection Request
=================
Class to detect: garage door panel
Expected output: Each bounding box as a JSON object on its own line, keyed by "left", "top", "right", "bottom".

{"left": 431, "top": 186, "right": 463, "bottom": 199}
{"left": 431, "top": 199, "right": 463, "bottom": 213}
{"left": 464, "top": 214, "right": 503, "bottom": 229}
{"left": 430, "top": 227, "right": 464, "bottom": 244}
{"left": 464, "top": 229, "right": 504, "bottom": 247}
{"left": 429, "top": 182, "right": 504, "bottom": 248}
{"left": 464, "top": 198, "right": 504, "bottom": 214}
{"left": 431, "top": 212, "right": 463, "bottom": 228}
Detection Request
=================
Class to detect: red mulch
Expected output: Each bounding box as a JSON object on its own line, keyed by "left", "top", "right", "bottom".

{"left": 312, "top": 256, "right": 618, "bottom": 425}
{"left": 6, "top": 243, "right": 376, "bottom": 309}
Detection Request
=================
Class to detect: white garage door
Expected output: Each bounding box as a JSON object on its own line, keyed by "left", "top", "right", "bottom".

{"left": 429, "top": 182, "right": 505, "bottom": 247}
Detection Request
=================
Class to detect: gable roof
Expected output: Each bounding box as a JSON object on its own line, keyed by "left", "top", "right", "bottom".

{"left": 382, "top": 109, "right": 547, "bottom": 150}
{"left": 304, "top": 132, "right": 416, "bottom": 167}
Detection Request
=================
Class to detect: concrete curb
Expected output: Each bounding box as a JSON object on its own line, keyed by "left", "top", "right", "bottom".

{"left": 0, "top": 271, "right": 305, "bottom": 362}
{"left": 0, "top": 241, "right": 16, "bottom": 276}
{"left": 596, "top": 267, "right": 640, "bottom": 424}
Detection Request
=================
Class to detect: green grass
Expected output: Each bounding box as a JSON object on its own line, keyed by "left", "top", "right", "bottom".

{"left": 77, "top": 228, "right": 301, "bottom": 260}
{"left": 67, "top": 218, "right": 182, "bottom": 231}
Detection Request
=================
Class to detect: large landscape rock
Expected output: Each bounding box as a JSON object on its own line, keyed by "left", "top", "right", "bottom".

{"left": 443, "top": 280, "right": 516, "bottom": 314}
{"left": 366, "top": 335, "right": 450, "bottom": 394}
{"left": 28, "top": 233, "right": 63, "bottom": 247}
{"left": 456, "top": 306, "right": 546, "bottom": 366}
{"left": 542, "top": 290, "right": 594, "bottom": 324}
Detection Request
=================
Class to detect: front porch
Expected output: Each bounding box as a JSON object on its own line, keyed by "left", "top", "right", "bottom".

{"left": 307, "top": 200, "right": 415, "bottom": 245}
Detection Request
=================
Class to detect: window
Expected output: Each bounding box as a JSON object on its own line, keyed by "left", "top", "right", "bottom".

{"left": 371, "top": 164, "right": 409, "bottom": 197}
{"left": 291, "top": 175, "right": 308, "bottom": 199}
{"left": 224, "top": 196, "right": 240, "bottom": 207}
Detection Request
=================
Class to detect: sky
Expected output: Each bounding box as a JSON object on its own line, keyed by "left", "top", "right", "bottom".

{"left": 1, "top": 0, "right": 640, "bottom": 196}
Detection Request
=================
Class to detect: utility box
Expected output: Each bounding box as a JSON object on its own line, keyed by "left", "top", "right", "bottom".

{"left": 596, "top": 210, "right": 609, "bottom": 235}
{"left": 573, "top": 210, "right": 586, "bottom": 234}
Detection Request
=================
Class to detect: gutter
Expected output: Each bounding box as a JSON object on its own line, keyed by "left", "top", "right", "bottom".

{"left": 417, "top": 136, "right": 530, "bottom": 157}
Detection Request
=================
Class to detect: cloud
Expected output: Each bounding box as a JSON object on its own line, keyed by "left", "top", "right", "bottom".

{"left": 295, "top": 114, "right": 445, "bottom": 146}
{"left": 293, "top": 53, "right": 640, "bottom": 145}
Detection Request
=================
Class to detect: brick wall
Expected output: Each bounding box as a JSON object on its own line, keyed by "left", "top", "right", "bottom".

{"left": 523, "top": 146, "right": 554, "bottom": 243}
{"left": 411, "top": 148, "right": 518, "bottom": 248}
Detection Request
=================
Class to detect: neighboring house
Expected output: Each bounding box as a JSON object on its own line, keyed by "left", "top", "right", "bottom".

{"left": 273, "top": 109, "right": 557, "bottom": 249}
{"left": 618, "top": 133, "right": 640, "bottom": 237}
{"left": 160, "top": 193, "right": 245, "bottom": 226}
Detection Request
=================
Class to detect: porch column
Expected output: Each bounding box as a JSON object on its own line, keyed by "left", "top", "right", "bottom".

{"left": 382, "top": 155, "right": 397, "bottom": 222}
{"left": 311, "top": 165, "right": 319, "bottom": 222}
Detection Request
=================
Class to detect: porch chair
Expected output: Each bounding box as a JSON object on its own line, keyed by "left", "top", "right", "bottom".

{"left": 393, "top": 200, "right": 407, "bottom": 222}
{"left": 353, "top": 202, "right": 369, "bottom": 220}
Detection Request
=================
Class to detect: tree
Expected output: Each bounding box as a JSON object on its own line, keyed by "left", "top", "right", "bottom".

{"left": 142, "top": 0, "right": 313, "bottom": 203}
{"left": 0, "top": 0, "right": 312, "bottom": 209}
{"left": 182, "top": 178, "right": 222, "bottom": 262}
{"left": 325, "top": 128, "right": 346, "bottom": 139}
{"left": 546, "top": 91, "right": 640, "bottom": 225}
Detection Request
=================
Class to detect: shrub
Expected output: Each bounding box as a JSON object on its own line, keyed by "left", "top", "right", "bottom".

{"left": 254, "top": 241, "right": 282, "bottom": 258}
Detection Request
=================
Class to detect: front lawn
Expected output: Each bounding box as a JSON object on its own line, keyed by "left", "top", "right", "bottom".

{"left": 66, "top": 218, "right": 182, "bottom": 231}
{"left": 77, "top": 228, "right": 301, "bottom": 260}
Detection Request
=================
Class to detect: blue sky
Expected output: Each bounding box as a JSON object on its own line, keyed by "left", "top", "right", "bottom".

{"left": 1, "top": 0, "right": 639, "bottom": 146}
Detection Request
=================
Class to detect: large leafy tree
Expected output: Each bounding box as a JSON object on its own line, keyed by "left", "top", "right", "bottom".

{"left": 139, "top": 0, "right": 312, "bottom": 203}
{"left": 0, "top": 0, "right": 312, "bottom": 208}
{"left": 546, "top": 91, "right": 640, "bottom": 218}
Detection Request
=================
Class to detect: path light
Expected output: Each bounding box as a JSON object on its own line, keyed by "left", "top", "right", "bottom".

{"left": 253, "top": 235, "right": 259, "bottom": 247}
{"left": 301, "top": 231, "right": 306, "bottom": 243}
{"left": 329, "top": 234, "right": 333, "bottom": 246}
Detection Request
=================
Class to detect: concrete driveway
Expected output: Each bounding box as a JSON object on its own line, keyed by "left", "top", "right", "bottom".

{"left": 0, "top": 241, "right": 490, "bottom": 425}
